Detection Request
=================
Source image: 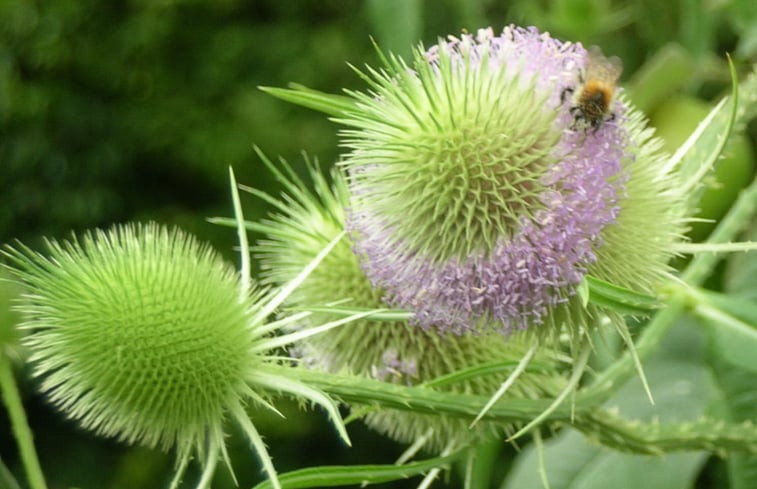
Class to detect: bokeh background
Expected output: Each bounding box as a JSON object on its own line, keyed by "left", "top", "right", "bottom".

{"left": 1, "top": 0, "right": 755, "bottom": 488}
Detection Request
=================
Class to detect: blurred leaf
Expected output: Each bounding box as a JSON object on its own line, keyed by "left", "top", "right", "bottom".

{"left": 695, "top": 290, "right": 757, "bottom": 373}
{"left": 735, "top": 24, "right": 757, "bottom": 60}
{"left": 713, "top": 219, "right": 757, "bottom": 489}
{"left": 711, "top": 363, "right": 757, "bottom": 489}
{"left": 548, "top": 0, "right": 608, "bottom": 40}
{"left": 626, "top": 44, "right": 694, "bottom": 114}
{"left": 650, "top": 95, "right": 755, "bottom": 241}
{"left": 503, "top": 319, "right": 714, "bottom": 489}
{"left": 667, "top": 58, "right": 739, "bottom": 209}
{"left": 0, "top": 458, "right": 22, "bottom": 489}
{"left": 723, "top": 0, "right": 757, "bottom": 59}
{"left": 679, "top": 0, "right": 714, "bottom": 58}
{"left": 365, "top": 0, "right": 422, "bottom": 59}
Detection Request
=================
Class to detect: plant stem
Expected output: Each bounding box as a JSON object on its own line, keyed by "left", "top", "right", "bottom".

{"left": 577, "top": 409, "right": 757, "bottom": 455}
{"left": 0, "top": 354, "right": 48, "bottom": 489}
{"left": 580, "top": 176, "right": 757, "bottom": 405}
{"left": 271, "top": 363, "right": 570, "bottom": 420}
{"left": 259, "top": 179, "right": 757, "bottom": 456}
{"left": 681, "top": 177, "right": 757, "bottom": 284}
{"left": 267, "top": 364, "right": 757, "bottom": 455}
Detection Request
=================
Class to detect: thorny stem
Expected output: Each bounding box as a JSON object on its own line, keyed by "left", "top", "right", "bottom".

{"left": 266, "top": 364, "right": 757, "bottom": 455}
{"left": 579, "top": 176, "right": 757, "bottom": 405}
{"left": 263, "top": 183, "right": 757, "bottom": 457}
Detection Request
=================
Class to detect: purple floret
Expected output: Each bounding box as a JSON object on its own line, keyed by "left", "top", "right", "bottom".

{"left": 347, "top": 26, "right": 629, "bottom": 334}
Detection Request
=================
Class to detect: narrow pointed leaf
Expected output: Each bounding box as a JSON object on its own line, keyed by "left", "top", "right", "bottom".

{"left": 585, "top": 275, "right": 661, "bottom": 315}
{"left": 259, "top": 85, "right": 357, "bottom": 117}
{"left": 251, "top": 452, "right": 461, "bottom": 489}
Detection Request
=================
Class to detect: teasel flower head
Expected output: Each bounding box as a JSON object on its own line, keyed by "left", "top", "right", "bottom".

{"left": 253, "top": 154, "right": 568, "bottom": 452}
{"left": 338, "top": 26, "right": 686, "bottom": 339}
{"left": 3, "top": 221, "right": 351, "bottom": 489}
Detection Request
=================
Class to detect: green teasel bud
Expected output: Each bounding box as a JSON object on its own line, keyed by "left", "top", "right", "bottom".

{"left": 3, "top": 222, "right": 348, "bottom": 489}
{"left": 5, "top": 223, "right": 256, "bottom": 452}
{"left": 252, "top": 155, "right": 567, "bottom": 452}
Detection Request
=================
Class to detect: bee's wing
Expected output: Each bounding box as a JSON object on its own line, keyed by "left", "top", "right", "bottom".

{"left": 586, "top": 46, "right": 623, "bottom": 83}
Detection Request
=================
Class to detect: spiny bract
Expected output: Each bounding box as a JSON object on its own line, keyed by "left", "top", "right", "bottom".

{"left": 338, "top": 26, "right": 686, "bottom": 339}
{"left": 254, "top": 157, "right": 568, "bottom": 452}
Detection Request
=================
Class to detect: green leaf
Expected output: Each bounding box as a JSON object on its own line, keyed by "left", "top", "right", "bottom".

{"left": 694, "top": 289, "right": 757, "bottom": 373}
{"left": 503, "top": 318, "right": 715, "bottom": 489}
{"left": 365, "top": 0, "right": 422, "bottom": 60}
{"left": 669, "top": 57, "right": 739, "bottom": 208}
{"left": 712, "top": 220, "right": 757, "bottom": 489}
{"left": 503, "top": 431, "right": 706, "bottom": 489}
{"left": 250, "top": 452, "right": 461, "bottom": 489}
{"left": 584, "top": 275, "right": 661, "bottom": 315}
{"left": 711, "top": 365, "right": 757, "bottom": 489}
{"left": 259, "top": 84, "right": 357, "bottom": 117}
{"left": 625, "top": 43, "right": 694, "bottom": 113}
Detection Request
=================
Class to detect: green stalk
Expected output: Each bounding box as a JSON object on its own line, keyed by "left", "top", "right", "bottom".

{"left": 259, "top": 179, "right": 757, "bottom": 456}
{"left": 580, "top": 176, "right": 757, "bottom": 405}
{"left": 267, "top": 365, "right": 757, "bottom": 455}
{"left": 281, "top": 364, "right": 570, "bottom": 420}
{"left": 681, "top": 177, "right": 757, "bottom": 284}
{"left": 577, "top": 409, "right": 757, "bottom": 455}
{"left": 0, "top": 354, "right": 48, "bottom": 489}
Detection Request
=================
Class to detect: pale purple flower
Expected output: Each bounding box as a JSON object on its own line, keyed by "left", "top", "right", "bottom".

{"left": 342, "top": 26, "right": 632, "bottom": 334}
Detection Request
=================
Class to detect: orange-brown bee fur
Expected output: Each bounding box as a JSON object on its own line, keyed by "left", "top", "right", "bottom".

{"left": 561, "top": 46, "right": 623, "bottom": 133}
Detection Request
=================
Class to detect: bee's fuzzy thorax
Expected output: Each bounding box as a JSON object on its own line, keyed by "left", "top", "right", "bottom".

{"left": 577, "top": 81, "right": 614, "bottom": 111}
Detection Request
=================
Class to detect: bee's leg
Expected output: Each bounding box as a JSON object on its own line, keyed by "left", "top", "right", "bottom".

{"left": 568, "top": 107, "right": 582, "bottom": 130}
{"left": 591, "top": 118, "right": 602, "bottom": 134}
{"left": 607, "top": 112, "right": 616, "bottom": 123}
{"left": 560, "top": 86, "right": 574, "bottom": 104}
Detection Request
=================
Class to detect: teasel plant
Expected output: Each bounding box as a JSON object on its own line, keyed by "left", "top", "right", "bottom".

{"left": 1, "top": 23, "right": 757, "bottom": 489}
{"left": 248, "top": 25, "right": 757, "bottom": 488}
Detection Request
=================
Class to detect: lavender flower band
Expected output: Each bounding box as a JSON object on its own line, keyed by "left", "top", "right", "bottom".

{"left": 345, "top": 26, "right": 629, "bottom": 334}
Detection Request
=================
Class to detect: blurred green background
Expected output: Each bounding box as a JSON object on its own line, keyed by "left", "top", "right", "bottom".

{"left": 1, "top": 0, "right": 755, "bottom": 488}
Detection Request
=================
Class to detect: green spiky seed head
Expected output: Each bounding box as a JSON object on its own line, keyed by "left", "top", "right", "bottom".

{"left": 254, "top": 158, "right": 567, "bottom": 451}
{"left": 4, "top": 223, "right": 257, "bottom": 452}
{"left": 338, "top": 26, "right": 687, "bottom": 338}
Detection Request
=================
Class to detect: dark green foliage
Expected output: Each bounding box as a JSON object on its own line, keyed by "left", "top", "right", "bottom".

{"left": 1, "top": 1, "right": 755, "bottom": 488}
{"left": 0, "top": 1, "right": 370, "bottom": 245}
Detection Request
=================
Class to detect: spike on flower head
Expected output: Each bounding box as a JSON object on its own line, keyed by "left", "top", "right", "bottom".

{"left": 3, "top": 222, "right": 351, "bottom": 489}
{"left": 253, "top": 155, "right": 568, "bottom": 452}
{"left": 5, "top": 224, "right": 257, "bottom": 453}
{"left": 339, "top": 26, "right": 685, "bottom": 337}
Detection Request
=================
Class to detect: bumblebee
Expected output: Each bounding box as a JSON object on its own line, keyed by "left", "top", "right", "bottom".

{"left": 561, "top": 46, "right": 623, "bottom": 133}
